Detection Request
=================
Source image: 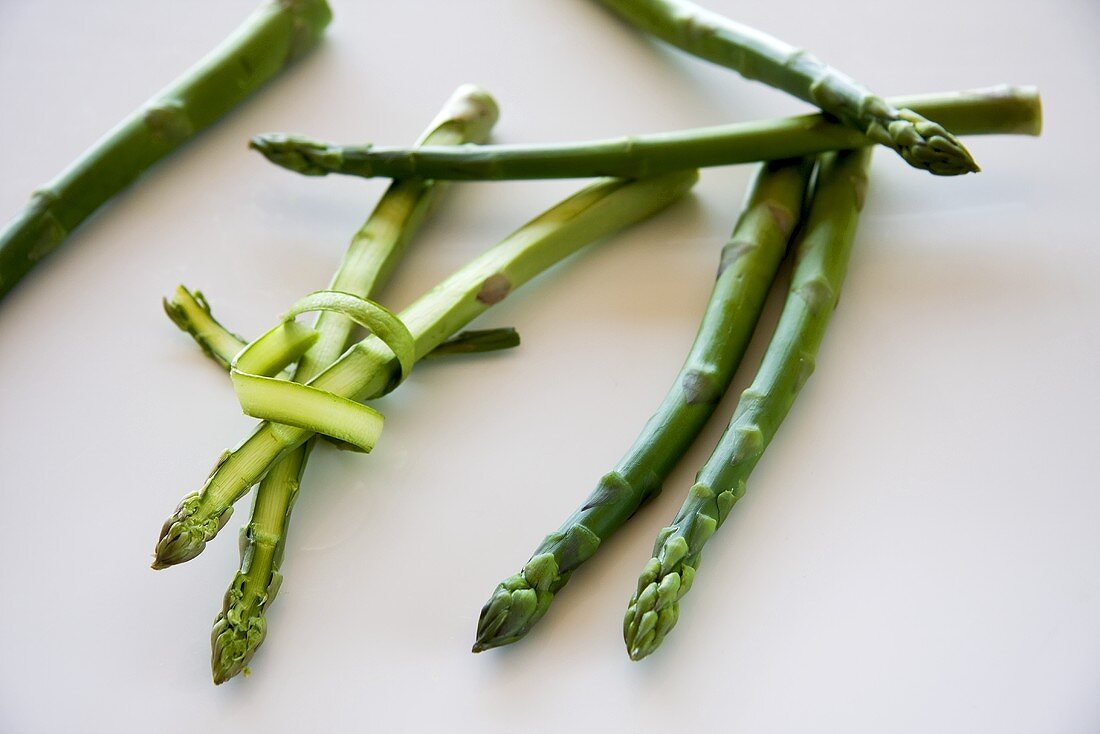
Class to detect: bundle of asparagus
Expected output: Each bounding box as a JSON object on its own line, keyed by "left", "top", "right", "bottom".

{"left": 155, "top": 82, "right": 698, "bottom": 682}
{"left": 0, "top": 0, "right": 1032, "bottom": 680}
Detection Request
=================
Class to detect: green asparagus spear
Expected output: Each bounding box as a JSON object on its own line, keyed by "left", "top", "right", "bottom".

{"left": 153, "top": 170, "right": 699, "bottom": 569}
{"left": 0, "top": 0, "right": 332, "bottom": 301}
{"left": 249, "top": 86, "right": 1040, "bottom": 181}
{"left": 595, "top": 0, "right": 976, "bottom": 174}
{"left": 206, "top": 86, "right": 500, "bottom": 683}
{"left": 473, "top": 158, "right": 813, "bottom": 652}
{"left": 623, "top": 147, "right": 872, "bottom": 661}
{"left": 163, "top": 288, "right": 249, "bottom": 372}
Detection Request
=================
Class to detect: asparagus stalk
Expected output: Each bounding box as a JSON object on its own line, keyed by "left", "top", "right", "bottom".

{"left": 153, "top": 170, "right": 699, "bottom": 569}
{"left": 0, "top": 0, "right": 332, "bottom": 301}
{"left": 594, "top": 0, "right": 976, "bottom": 175}
{"left": 623, "top": 147, "right": 873, "bottom": 661}
{"left": 176, "top": 86, "right": 500, "bottom": 683}
{"left": 473, "top": 158, "right": 813, "bottom": 652}
{"left": 164, "top": 286, "right": 521, "bottom": 373}
{"left": 250, "top": 86, "right": 1040, "bottom": 182}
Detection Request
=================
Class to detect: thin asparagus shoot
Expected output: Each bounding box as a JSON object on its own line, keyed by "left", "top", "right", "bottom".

{"left": 623, "top": 147, "right": 873, "bottom": 661}
{"left": 153, "top": 170, "right": 699, "bottom": 570}
{"left": 473, "top": 157, "right": 813, "bottom": 652}
{"left": 595, "top": 0, "right": 976, "bottom": 174}
{"left": 164, "top": 285, "right": 521, "bottom": 371}
{"left": 203, "top": 86, "right": 500, "bottom": 683}
{"left": 0, "top": 0, "right": 332, "bottom": 301}
{"left": 249, "top": 85, "right": 1040, "bottom": 182}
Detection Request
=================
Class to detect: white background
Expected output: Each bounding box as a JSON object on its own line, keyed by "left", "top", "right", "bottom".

{"left": 1, "top": 1, "right": 1098, "bottom": 732}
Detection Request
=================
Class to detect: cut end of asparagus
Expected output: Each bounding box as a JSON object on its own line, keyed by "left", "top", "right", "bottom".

{"left": 866, "top": 108, "right": 980, "bottom": 175}
{"left": 623, "top": 534, "right": 697, "bottom": 661}
{"left": 250, "top": 134, "right": 351, "bottom": 177}
{"left": 429, "top": 84, "right": 501, "bottom": 145}
{"left": 472, "top": 553, "right": 561, "bottom": 652}
{"left": 984, "top": 84, "right": 1043, "bottom": 136}
{"left": 279, "top": 0, "right": 333, "bottom": 61}
{"left": 151, "top": 494, "right": 230, "bottom": 569}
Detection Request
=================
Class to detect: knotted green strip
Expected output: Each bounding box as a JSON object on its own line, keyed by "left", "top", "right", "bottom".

{"left": 229, "top": 290, "right": 414, "bottom": 452}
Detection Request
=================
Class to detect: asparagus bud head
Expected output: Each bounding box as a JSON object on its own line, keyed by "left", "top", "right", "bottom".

{"left": 152, "top": 492, "right": 232, "bottom": 569}
{"left": 623, "top": 531, "right": 699, "bottom": 660}
{"left": 862, "top": 105, "right": 979, "bottom": 176}
{"left": 249, "top": 134, "right": 349, "bottom": 177}
{"left": 210, "top": 567, "right": 281, "bottom": 684}
{"left": 472, "top": 553, "right": 560, "bottom": 652}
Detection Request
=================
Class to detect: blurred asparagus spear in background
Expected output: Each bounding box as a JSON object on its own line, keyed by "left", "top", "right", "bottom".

{"left": 624, "top": 147, "right": 872, "bottom": 661}
{"left": 250, "top": 86, "right": 1039, "bottom": 182}
{"left": 0, "top": 0, "right": 332, "bottom": 301}
{"left": 595, "top": 0, "right": 975, "bottom": 174}
{"left": 473, "top": 157, "right": 813, "bottom": 652}
{"left": 153, "top": 169, "right": 699, "bottom": 570}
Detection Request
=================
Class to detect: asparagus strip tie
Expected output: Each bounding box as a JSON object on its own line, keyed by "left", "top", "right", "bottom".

{"left": 153, "top": 170, "right": 699, "bottom": 570}
{"left": 624, "top": 147, "right": 873, "bottom": 661}
{"left": 473, "top": 158, "right": 813, "bottom": 652}
{"left": 250, "top": 86, "right": 1040, "bottom": 181}
{"left": 595, "top": 0, "right": 976, "bottom": 174}
{"left": 229, "top": 291, "right": 414, "bottom": 452}
{"left": 205, "top": 85, "right": 501, "bottom": 684}
{"left": 0, "top": 0, "right": 332, "bottom": 300}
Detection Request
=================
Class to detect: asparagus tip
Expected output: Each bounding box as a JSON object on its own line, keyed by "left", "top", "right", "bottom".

{"left": 249, "top": 134, "right": 346, "bottom": 176}
{"left": 622, "top": 546, "right": 692, "bottom": 661}
{"left": 211, "top": 609, "right": 266, "bottom": 685}
{"left": 870, "top": 109, "right": 980, "bottom": 175}
{"left": 473, "top": 554, "right": 561, "bottom": 652}
{"left": 151, "top": 494, "right": 229, "bottom": 569}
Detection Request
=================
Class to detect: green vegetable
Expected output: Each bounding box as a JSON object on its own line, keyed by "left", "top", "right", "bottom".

{"left": 177, "top": 86, "right": 499, "bottom": 683}
{"left": 229, "top": 291, "right": 415, "bottom": 453}
{"left": 595, "top": 0, "right": 976, "bottom": 174}
{"left": 0, "top": 0, "right": 332, "bottom": 301}
{"left": 473, "top": 158, "right": 813, "bottom": 652}
{"left": 153, "top": 170, "right": 699, "bottom": 570}
{"left": 164, "top": 287, "right": 520, "bottom": 372}
{"left": 249, "top": 86, "right": 1040, "bottom": 181}
{"left": 623, "top": 147, "right": 873, "bottom": 661}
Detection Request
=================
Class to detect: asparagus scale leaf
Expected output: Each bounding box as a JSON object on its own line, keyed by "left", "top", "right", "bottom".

{"left": 250, "top": 86, "right": 1040, "bottom": 182}
{"left": 473, "top": 157, "right": 814, "bottom": 652}
{"left": 153, "top": 170, "right": 699, "bottom": 571}
{"left": 595, "top": 0, "right": 976, "bottom": 174}
{"left": 624, "top": 147, "right": 873, "bottom": 661}
{"left": 0, "top": 0, "right": 332, "bottom": 300}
